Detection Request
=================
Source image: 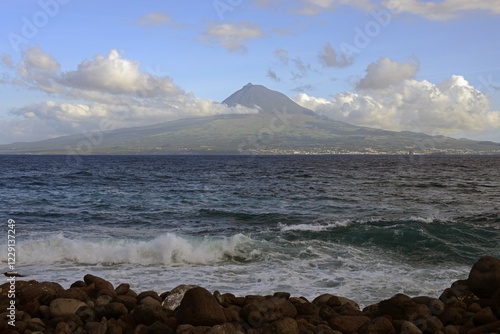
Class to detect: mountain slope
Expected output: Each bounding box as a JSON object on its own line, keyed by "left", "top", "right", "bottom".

{"left": 0, "top": 84, "right": 499, "bottom": 154}
{"left": 223, "top": 83, "right": 314, "bottom": 115}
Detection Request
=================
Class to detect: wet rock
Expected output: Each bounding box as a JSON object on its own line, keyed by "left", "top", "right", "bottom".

{"left": 148, "top": 320, "right": 174, "bottom": 334}
{"left": 76, "top": 305, "right": 95, "bottom": 323}
{"left": 400, "top": 320, "right": 422, "bottom": 334}
{"left": 177, "top": 287, "right": 227, "bottom": 326}
{"left": 95, "top": 302, "right": 128, "bottom": 320}
{"left": 273, "top": 292, "right": 291, "bottom": 299}
{"left": 437, "top": 306, "right": 466, "bottom": 326}
{"left": 329, "top": 315, "right": 370, "bottom": 333}
{"left": 19, "top": 282, "right": 64, "bottom": 305}
{"left": 378, "top": 294, "right": 421, "bottom": 320}
{"left": 55, "top": 321, "right": 71, "bottom": 334}
{"left": 115, "top": 283, "right": 130, "bottom": 296}
{"left": 240, "top": 296, "right": 297, "bottom": 327}
{"left": 319, "top": 305, "right": 338, "bottom": 322}
{"left": 50, "top": 298, "right": 87, "bottom": 318}
{"left": 95, "top": 294, "right": 113, "bottom": 306}
{"left": 262, "top": 317, "right": 299, "bottom": 334}
{"left": 294, "top": 302, "right": 319, "bottom": 316}
{"left": 133, "top": 304, "right": 174, "bottom": 326}
{"left": 27, "top": 317, "right": 46, "bottom": 331}
{"left": 60, "top": 288, "right": 89, "bottom": 302}
{"left": 113, "top": 295, "right": 138, "bottom": 312}
{"left": 136, "top": 290, "right": 161, "bottom": 303}
{"left": 315, "top": 323, "right": 342, "bottom": 333}
{"left": 84, "top": 274, "right": 115, "bottom": 293}
{"left": 467, "top": 256, "right": 500, "bottom": 298}
{"left": 206, "top": 322, "right": 242, "bottom": 334}
{"left": 85, "top": 320, "right": 107, "bottom": 334}
{"left": 358, "top": 316, "right": 396, "bottom": 334}
{"left": 473, "top": 306, "right": 497, "bottom": 326}
{"left": 139, "top": 296, "right": 161, "bottom": 306}
{"left": 162, "top": 284, "right": 199, "bottom": 311}
{"left": 442, "top": 325, "right": 460, "bottom": 334}
{"left": 223, "top": 305, "right": 241, "bottom": 323}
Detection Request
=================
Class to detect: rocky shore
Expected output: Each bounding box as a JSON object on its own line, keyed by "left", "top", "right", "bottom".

{"left": 1, "top": 256, "right": 499, "bottom": 334}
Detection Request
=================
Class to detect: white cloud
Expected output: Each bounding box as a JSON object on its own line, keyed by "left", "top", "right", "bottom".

{"left": 318, "top": 43, "right": 353, "bottom": 68}
{"left": 137, "top": 12, "right": 172, "bottom": 27}
{"left": 356, "top": 57, "right": 419, "bottom": 90}
{"left": 1, "top": 47, "right": 259, "bottom": 144}
{"left": 384, "top": 0, "right": 500, "bottom": 20}
{"left": 294, "top": 75, "right": 500, "bottom": 135}
{"left": 200, "top": 21, "right": 264, "bottom": 52}
{"left": 17, "top": 47, "right": 61, "bottom": 93}
{"left": 62, "top": 49, "right": 182, "bottom": 98}
{"left": 296, "top": 0, "right": 374, "bottom": 15}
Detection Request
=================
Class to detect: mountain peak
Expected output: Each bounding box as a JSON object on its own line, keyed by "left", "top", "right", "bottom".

{"left": 222, "top": 83, "right": 314, "bottom": 115}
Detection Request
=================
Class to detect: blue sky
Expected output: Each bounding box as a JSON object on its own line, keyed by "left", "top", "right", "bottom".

{"left": 1, "top": 0, "right": 500, "bottom": 144}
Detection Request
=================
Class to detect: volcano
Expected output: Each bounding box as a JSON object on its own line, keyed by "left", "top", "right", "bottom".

{"left": 0, "top": 84, "right": 498, "bottom": 154}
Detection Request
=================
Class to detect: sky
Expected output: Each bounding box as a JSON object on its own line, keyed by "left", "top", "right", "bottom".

{"left": 1, "top": 0, "right": 500, "bottom": 144}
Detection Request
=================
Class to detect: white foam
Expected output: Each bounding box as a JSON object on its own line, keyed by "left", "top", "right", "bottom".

{"left": 278, "top": 220, "right": 351, "bottom": 232}
{"left": 10, "top": 232, "right": 256, "bottom": 266}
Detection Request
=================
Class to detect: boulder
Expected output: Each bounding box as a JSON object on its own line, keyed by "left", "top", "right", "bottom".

{"left": 263, "top": 317, "right": 299, "bottom": 334}
{"left": 133, "top": 304, "right": 174, "bottom": 326}
{"left": 95, "top": 302, "right": 128, "bottom": 319}
{"left": 137, "top": 290, "right": 161, "bottom": 303}
{"left": 162, "top": 284, "right": 199, "bottom": 311}
{"left": 18, "top": 281, "right": 64, "bottom": 305}
{"left": 473, "top": 306, "right": 497, "bottom": 326}
{"left": 400, "top": 320, "right": 423, "bottom": 334}
{"left": 148, "top": 321, "right": 174, "bottom": 334}
{"left": 240, "top": 296, "right": 297, "bottom": 327}
{"left": 60, "top": 288, "right": 89, "bottom": 302}
{"left": 139, "top": 296, "right": 161, "bottom": 306}
{"left": 176, "top": 287, "right": 227, "bottom": 326}
{"left": 358, "top": 316, "right": 396, "bottom": 334}
{"left": 468, "top": 256, "right": 500, "bottom": 298}
{"left": 329, "top": 315, "right": 370, "bottom": 333}
{"left": 378, "top": 294, "right": 421, "bottom": 320}
{"left": 83, "top": 274, "right": 114, "bottom": 293}
{"left": 50, "top": 298, "right": 87, "bottom": 318}
{"left": 113, "top": 295, "right": 138, "bottom": 311}
{"left": 114, "top": 283, "right": 130, "bottom": 295}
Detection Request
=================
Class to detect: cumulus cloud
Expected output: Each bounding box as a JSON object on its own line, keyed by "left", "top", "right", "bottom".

{"left": 62, "top": 49, "right": 182, "bottom": 98}
{"left": 17, "top": 47, "right": 61, "bottom": 93}
{"left": 318, "top": 43, "right": 353, "bottom": 68}
{"left": 199, "top": 21, "right": 264, "bottom": 52}
{"left": 1, "top": 47, "right": 259, "bottom": 143}
{"left": 137, "top": 12, "right": 172, "bottom": 27}
{"left": 384, "top": 0, "right": 500, "bottom": 20}
{"left": 294, "top": 75, "right": 500, "bottom": 135}
{"left": 356, "top": 57, "right": 420, "bottom": 90}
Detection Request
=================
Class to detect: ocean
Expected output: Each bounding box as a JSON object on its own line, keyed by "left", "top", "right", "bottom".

{"left": 1, "top": 154, "right": 499, "bottom": 307}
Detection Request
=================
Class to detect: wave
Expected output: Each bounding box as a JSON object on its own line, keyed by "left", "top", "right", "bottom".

{"left": 6, "top": 233, "right": 258, "bottom": 266}
{"left": 277, "top": 215, "right": 443, "bottom": 232}
{"left": 278, "top": 221, "right": 351, "bottom": 232}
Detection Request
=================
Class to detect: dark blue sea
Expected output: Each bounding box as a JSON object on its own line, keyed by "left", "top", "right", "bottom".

{"left": 1, "top": 155, "right": 499, "bottom": 306}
